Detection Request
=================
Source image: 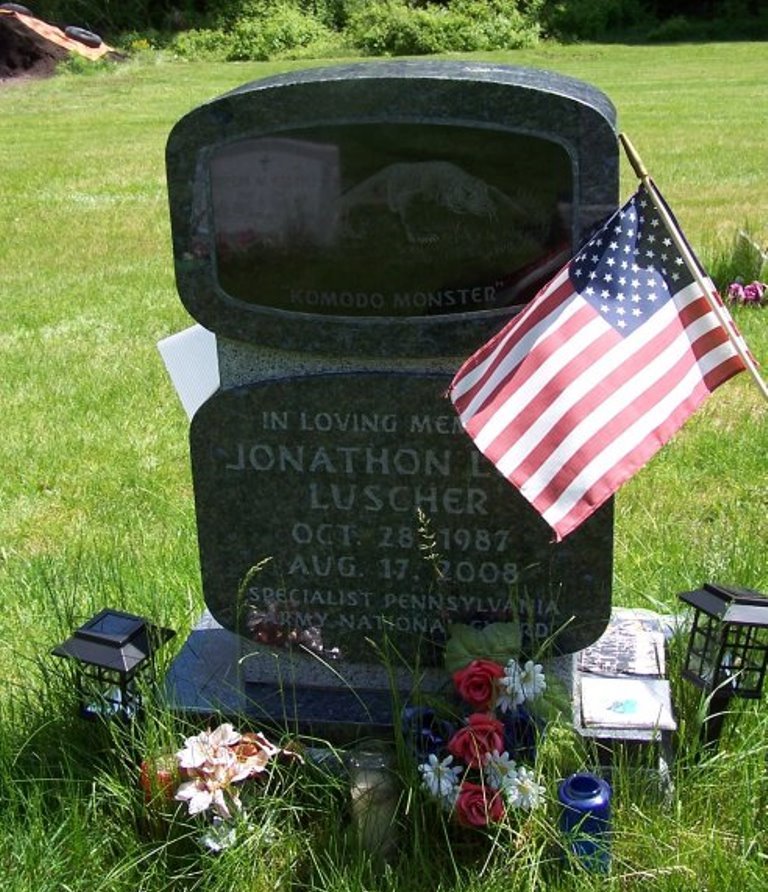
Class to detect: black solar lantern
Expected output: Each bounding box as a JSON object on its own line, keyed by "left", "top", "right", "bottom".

{"left": 52, "top": 608, "right": 175, "bottom": 720}
{"left": 678, "top": 583, "right": 768, "bottom": 744}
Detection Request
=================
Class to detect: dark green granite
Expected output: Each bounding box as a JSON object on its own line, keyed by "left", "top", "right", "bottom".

{"left": 190, "top": 373, "right": 612, "bottom": 665}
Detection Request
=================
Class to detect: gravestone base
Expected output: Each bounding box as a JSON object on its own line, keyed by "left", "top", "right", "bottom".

{"left": 164, "top": 611, "right": 424, "bottom": 740}
{"left": 164, "top": 611, "right": 576, "bottom": 744}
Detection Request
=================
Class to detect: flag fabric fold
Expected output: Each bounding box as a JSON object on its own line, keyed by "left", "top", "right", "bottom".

{"left": 449, "top": 183, "right": 746, "bottom": 542}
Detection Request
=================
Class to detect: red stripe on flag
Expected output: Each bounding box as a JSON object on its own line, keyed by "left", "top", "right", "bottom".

{"left": 464, "top": 303, "right": 610, "bottom": 457}
{"left": 527, "top": 340, "right": 725, "bottom": 513}
{"left": 476, "top": 289, "right": 722, "bottom": 485}
{"left": 544, "top": 374, "right": 714, "bottom": 539}
{"left": 451, "top": 271, "right": 574, "bottom": 415}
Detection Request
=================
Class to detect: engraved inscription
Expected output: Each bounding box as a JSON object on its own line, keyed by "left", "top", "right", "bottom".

{"left": 190, "top": 375, "right": 613, "bottom": 663}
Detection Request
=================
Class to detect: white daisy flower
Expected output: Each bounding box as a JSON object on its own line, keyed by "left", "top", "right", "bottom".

{"left": 505, "top": 766, "right": 545, "bottom": 811}
{"left": 483, "top": 750, "right": 517, "bottom": 790}
{"left": 418, "top": 753, "right": 463, "bottom": 805}
{"left": 519, "top": 661, "right": 547, "bottom": 701}
{"left": 497, "top": 658, "right": 526, "bottom": 713}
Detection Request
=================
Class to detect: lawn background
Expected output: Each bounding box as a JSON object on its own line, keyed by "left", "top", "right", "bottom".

{"left": 0, "top": 41, "right": 766, "bottom": 891}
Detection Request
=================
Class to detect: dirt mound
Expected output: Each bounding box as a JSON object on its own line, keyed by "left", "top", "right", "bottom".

{"left": 0, "top": 15, "right": 67, "bottom": 79}
{"left": 0, "top": 9, "right": 118, "bottom": 82}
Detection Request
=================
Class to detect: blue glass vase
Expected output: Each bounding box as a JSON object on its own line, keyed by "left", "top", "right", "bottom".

{"left": 558, "top": 773, "right": 612, "bottom": 871}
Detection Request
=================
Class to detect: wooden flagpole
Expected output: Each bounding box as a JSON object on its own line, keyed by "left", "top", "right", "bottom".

{"left": 619, "top": 132, "right": 768, "bottom": 402}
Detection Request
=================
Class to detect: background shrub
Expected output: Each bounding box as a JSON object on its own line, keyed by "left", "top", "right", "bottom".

{"left": 346, "top": 1, "right": 450, "bottom": 55}
{"left": 27, "top": 0, "right": 768, "bottom": 44}
{"left": 169, "top": 26, "right": 231, "bottom": 58}
{"left": 347, "top": 0, "right": 540, "bottom": 55}
{"left": 540, "top": 0, "right": 648, "bottom": 40}
{"left": 169, "top": 3, "right": 334, "bottom": 60}
{"left": 228, "top": 6, "right": 332, "bottom": 59}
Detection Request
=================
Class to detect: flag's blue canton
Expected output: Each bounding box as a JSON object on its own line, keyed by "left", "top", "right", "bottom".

{"left": 568, "top": 189, "right": 694, "bottom": 337}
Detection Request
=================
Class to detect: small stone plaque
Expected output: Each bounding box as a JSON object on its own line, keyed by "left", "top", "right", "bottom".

{"left": 190, "top": 371, "right": 612, "bottom": 687}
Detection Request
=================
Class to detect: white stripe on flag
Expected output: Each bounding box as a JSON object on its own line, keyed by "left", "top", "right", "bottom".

{"left": 541, "top": 338, "right": 740, "bottom": 528}
{"left": 451, "top": 266, "right": 568, "bottom": 404}
{"left": 519, "top": 308, "right": 725, "bottom": 502}
{"left": 490, "top": 292, "right": 691, "bottom": 477}
{"left": 473, "top": 308, "right": 607, "bottom": 453}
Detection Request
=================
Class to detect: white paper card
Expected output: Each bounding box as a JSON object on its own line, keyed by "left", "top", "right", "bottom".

{"left": 157, "top": 325, "right": 219, "bottom": 420}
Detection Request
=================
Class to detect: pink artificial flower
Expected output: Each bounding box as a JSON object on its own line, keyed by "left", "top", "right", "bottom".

{"left": 231, "top": 731, "right": 297, "bottom": 776}
{"left": 172, "top": 723, "right": 303, "bottom": 818}
{"left": 743, "top": 281, "right": 766, "bottom": 304}
{"left": 727, "top": 280, "right": 766, "bottom": 306}
{"left": 175, "top": 768, "right": 244, "bottom": 819}
{"left": 177, "top": 722, "right": 243, "bottom": 772}
{"left": 174, "top": 723, "right": 257, "bottom": 818}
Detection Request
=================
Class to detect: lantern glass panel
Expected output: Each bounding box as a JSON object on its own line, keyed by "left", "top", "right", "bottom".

{"left": 686, "top": 611, "right": 721, "bottom": 687}
{"left": 719, "top": 624, "right": 768, "bottom": 698}
{"left": 77, "top": 665, "right": 141, "bottom": 719}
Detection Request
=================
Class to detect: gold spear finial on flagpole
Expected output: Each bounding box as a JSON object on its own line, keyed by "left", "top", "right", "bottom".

{"left": 618, "top": 132, "right": 768, "bottom": 402}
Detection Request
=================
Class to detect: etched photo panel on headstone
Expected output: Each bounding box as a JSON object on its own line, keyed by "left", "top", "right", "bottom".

{"left": 167, "top": 61, "right": 618, "bottom": 358}
{"left": 209, "top": 127, "right": 572, "bottom": 318}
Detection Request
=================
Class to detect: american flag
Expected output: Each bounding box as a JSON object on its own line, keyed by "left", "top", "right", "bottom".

{"left": 450, "top": 184, "right": 746, "bottom": 541}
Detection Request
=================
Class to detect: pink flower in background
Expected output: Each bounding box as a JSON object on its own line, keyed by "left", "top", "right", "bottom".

{"left": 727, "top": 280, "right": 766, "bottom": 306}
{"left": 743, "top": 281, "right": 766, "bottom": 304}
{"left": 727, "top": 281, "right": 746, "bottom": 302}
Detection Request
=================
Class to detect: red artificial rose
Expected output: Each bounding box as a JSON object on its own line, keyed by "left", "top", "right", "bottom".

{"left": 453, "top": 659, "right": 504, "bottom": 711}
{"left": 447, "top": 712, "right": 505, "bottom": 769}
{"left": 139, "top": 755, "right": 179, "bottom": 804}
{"left": 455, "top": 781, "right": 505, "bottom": 827}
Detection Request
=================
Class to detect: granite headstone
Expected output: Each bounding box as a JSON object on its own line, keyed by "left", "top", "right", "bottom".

{"left": 165, "top": 61, "right": 619, "bottom": 738}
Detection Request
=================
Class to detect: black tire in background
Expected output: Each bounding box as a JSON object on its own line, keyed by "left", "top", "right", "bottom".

{"left": 0, "top": 3, "right": 34, "bottom": 14}
{"left": 64, "top": 25, "right": 102, "bottom": 48}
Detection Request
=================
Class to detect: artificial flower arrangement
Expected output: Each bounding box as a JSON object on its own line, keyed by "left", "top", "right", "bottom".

{"left": 409, "top": 622, "right": 562, "bottom": 829}
{"left": 726, "top": 279, "right": 766, "bottom": 307}
{"left": 140, "top": 722, "right": 302, "bottom": 850}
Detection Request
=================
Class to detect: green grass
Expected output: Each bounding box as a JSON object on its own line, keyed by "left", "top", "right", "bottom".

{"left": 0, "top": 42, "right": 767, "bottom": 891}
